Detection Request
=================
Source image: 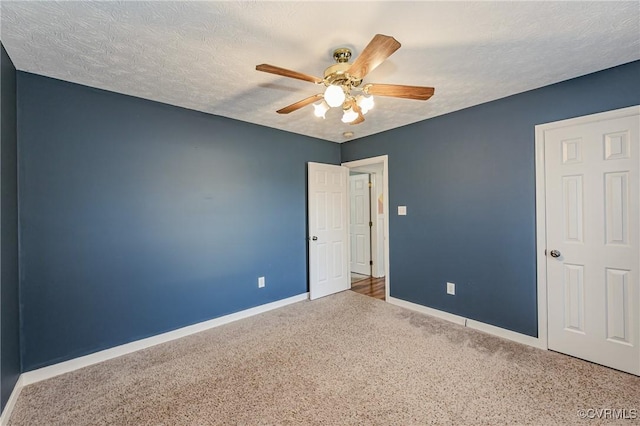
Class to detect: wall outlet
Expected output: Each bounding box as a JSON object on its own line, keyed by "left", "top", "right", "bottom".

{"left": 398, "top": 206, "right": 407, "bottom": 216}
{"left": 258, "top": 276, "right": 265, "bottom": 288}
{"left": 446, "top": 282, "right": 455, "bottom": 295}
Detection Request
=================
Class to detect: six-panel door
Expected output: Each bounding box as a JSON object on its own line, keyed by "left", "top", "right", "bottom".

{"left": 545, "top": 112, "right": 639, "bottom": 375}
{"left": 308, "top": 162, "right": 350, "bottom": 300}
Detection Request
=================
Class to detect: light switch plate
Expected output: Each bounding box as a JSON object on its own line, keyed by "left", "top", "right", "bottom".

{"left": 398, "top": 206, "right": 407, "bottom": 215}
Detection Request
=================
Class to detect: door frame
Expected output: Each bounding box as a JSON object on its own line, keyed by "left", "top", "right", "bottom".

{"left": 342, "top": 155, "right": 390, "bottom": 301}
{"left": 534, "top": 105, "right": 640, "bottom": 352}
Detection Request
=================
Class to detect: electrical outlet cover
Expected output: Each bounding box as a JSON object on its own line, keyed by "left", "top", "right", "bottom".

{"left": 446, "top": 282, "right": 455, "bottom": 295}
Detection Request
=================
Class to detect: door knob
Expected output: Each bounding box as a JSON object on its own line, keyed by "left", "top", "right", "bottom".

{"left": 311, "top": 236, "right": 318, "bottom": 241}
{"left": 549, "top": 249, "right": 561, "bottom": 258}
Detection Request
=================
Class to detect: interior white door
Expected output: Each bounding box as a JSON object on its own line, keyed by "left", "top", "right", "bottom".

{"left": 349, "top": 173, "right": 371, "bottom": 276}
{"left": 308, "top": 162, "right": 349, "bottom": 300}
{"left": 545, "top": 109, "right": 639, "bottom": 375}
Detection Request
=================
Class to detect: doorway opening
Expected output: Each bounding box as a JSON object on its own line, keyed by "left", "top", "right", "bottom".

{"left": 343, "top": 155, "right": 389, "bottom": 301}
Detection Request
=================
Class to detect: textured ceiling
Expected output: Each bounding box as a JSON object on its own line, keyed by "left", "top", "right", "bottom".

{"left": 1, "top": 1, "right": 639, "bottom": 143}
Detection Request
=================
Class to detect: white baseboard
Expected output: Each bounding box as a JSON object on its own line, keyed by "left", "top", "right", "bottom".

{"left": 20, "top": 293, "right": 308, "bottom": 387}
{"left": 466, "top": 319, "right": 546, "bottom": 349}
{"left": 388, "top": 297, "right": 467, "bottom": 326}
{"left": 0, "top": 375, "right": 24, "bottom": 426}
{"left": 387, "top": 297, "right": 545, "bottom": 350}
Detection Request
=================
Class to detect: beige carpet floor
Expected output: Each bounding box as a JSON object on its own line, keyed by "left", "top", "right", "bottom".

{"left": 9, "top": 291, "right": 640, "bottom": 425}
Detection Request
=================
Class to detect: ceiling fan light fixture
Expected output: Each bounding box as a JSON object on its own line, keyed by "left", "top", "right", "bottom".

{"left": 341, "top": 106, "right": 358, "bottom": 124}
{"left": 256, "top": 34, "right": 434, "bottom": 127}
{"left": 313, "top": 100, "right": 329, "bottom": 119}
{"left": 324, "top": 84, "right": 346, "bottom": 108}
{"left": 356, "top": 94, "right": 374, "bottom": 115}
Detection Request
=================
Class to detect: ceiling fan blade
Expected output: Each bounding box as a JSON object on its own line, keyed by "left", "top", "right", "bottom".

{"left": 364, "top": 83, "right": 435, "bottom": 101}
{"left": 350, "top": 114, "right": 365, "bottom": 125}
{"left": 256, "top": 64, "right": 323, "bottom": 84}
{"left": 350, "top": 101, "right": 365, "bottom": 125}
{"left": 276, "top": 94, "right": 323, "bottom": 114}
{"left": 347, "top": 34, "right": 401, "bottom": 80}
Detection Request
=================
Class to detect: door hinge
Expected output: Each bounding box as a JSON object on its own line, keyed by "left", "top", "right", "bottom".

{"left": 368, "top": 181, "right": 372, "bottom": 188}
{"left": 369, "top": 221, "right": 373, "bottom": 227}
{"left": 369, "top": 260, "right": 373, "bottom": 266}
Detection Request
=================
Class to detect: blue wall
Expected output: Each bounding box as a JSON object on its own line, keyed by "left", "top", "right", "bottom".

{"left": 17, "top": 72, "right": 340, "bottom": 371}
{"left": 13, "top": 58, "right": 640, "bottom": 372}
{"left": 341, "top": 61, "right": 640, "bottom": 337}
{"left": 0, "top": 44, "right": 21, "bottom": 411}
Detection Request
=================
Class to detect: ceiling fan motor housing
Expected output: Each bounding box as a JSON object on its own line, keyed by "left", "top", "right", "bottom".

{"left": 324, "top": 48, "right": 362, "bottom": 88}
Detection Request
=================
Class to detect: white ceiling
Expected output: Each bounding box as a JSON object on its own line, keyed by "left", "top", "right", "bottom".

{"left": 1, "top": 1, "right": 639, "bottom": 143}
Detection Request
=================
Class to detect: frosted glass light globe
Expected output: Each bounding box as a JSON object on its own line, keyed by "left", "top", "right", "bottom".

{"left": 313, "top": 101, "right": 329, "bottom": 119}
{"left": 324, "top": 85, "right": 346, "bottom": 108}
{"left": 341, "top": 107, "right": 358, "bottom": 123}
{"left": 357, "top": 94, "right": 374, "bottom": 114}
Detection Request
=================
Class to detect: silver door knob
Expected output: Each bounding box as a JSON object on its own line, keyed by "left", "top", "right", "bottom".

{"left": 550, "top": 249, "right": 561, "bottom": 258}
{"left": 311, "top": 236, "right": 318, "bottom": 241}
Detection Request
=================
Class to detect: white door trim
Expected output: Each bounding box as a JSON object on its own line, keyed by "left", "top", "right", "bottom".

{"left": 342, "top": 155, "right": 390, "bottom": 301}
{"left": 534, "top": 105, "right": 640, "bottom": 353}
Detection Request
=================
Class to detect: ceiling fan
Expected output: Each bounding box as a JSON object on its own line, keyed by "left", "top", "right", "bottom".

{"left": 256, "top": 34, "right": 435, "bottom": 125}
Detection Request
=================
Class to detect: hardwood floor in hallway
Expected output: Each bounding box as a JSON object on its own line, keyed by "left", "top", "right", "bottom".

{"left": 350, "top": 274, "right": 385, "bottom": 300}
